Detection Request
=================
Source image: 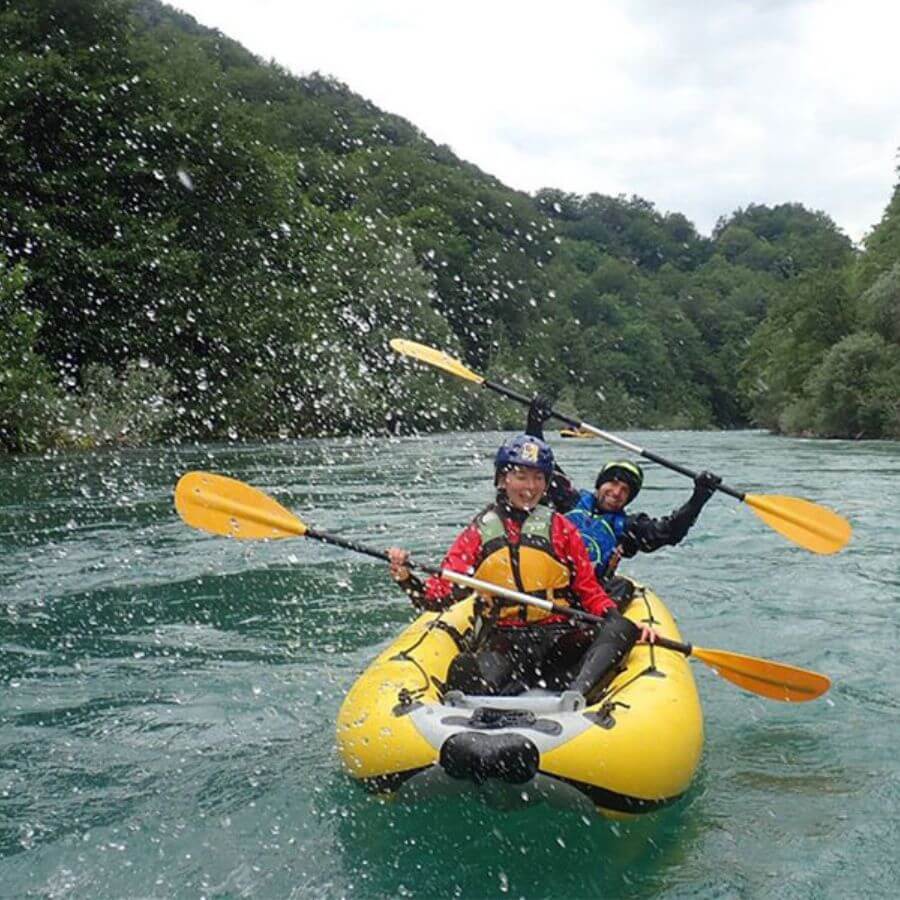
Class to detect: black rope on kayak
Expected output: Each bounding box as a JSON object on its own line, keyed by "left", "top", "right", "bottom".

{"left": 631, "top": 585, "right": 663, "bottom": 674}
{"left": 394, "top": 657, "right": 430, "bottom": 700}
{"left": 430, "top": 618, "right": 466, "bottom": 650}
{"left": 388, "top": 616, "right": 442, "bottom": 661}
{"left": 595, "top": 665, "right": 658, "bottom": 706}
{"left": 389, "top": 613, "right": 464, "bottom": 700}
{"left": 634, "top": 584, "right": 660, "bottom": 625}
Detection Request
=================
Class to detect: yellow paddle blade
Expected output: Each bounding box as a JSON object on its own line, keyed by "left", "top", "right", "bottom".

{"left": 389, "top": 338, "right": 484, "bottom": 384}
{"left": 174, "top": 471, "right": 307, "bottom": 540}
{"left": 744, "top": 493, "right": 851, "bottom": 555}
{"left": 691, "top": 646, "right": 830, "bottom": 702}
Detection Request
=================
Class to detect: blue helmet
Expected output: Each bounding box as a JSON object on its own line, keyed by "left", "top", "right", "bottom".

{"left": 494, "top": 434, "right": 555, "bottom": 478}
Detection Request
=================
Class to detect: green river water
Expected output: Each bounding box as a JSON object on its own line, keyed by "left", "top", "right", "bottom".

{"left": 1, "top": 430, "right": 898, "bottom": 899}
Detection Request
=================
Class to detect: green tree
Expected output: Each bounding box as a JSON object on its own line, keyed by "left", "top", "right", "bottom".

{"left": 856, "top": 166, "right": 900, "bottom": 290}
{"left": 858, "top": 261, "right": 900, "bottom": 345}
{"left": 800, "top": 332, "right": 900, "bottom": 438}
{"left": 713, "top": 203, "right": 855, "bottom": 275}
{"left": 740, "top": 269, "right": 855, "bottom": 430}
{"left": 0, "top": 261, "right": 63, "bottom": 451}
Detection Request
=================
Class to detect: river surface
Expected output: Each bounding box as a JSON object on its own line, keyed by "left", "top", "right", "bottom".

{"left": 1, "top": 430, "right": 898, "bottom": 899}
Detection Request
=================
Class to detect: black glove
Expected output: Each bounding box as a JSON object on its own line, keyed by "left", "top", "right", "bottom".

{"left": 526, "top": 395, "right": 554, "bottom": 438}
{"left": 691, "top": 470, "right": 721, "bottom": 505}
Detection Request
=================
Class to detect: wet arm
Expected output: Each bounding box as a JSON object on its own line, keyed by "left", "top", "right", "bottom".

{"left": 395, "top": 524, "right": 482, "bottom": 610}
{"left": 619, "top": 477, "right": 717, "bottom": 556}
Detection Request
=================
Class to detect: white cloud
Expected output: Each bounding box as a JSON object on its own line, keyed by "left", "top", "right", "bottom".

{"left": 171, "top": 0, "right": 900, "bottom": 241}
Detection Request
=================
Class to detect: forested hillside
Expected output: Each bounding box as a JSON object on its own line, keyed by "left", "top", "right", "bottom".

{"left": 1, "top": 0, "right": 898, "bottom": 451}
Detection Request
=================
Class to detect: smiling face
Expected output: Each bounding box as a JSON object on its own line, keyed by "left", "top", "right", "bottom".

{"left": 595, "top": 477, "right": 632, "bottom": 512}
{"left": 500, "top": 466, "right": 548, "bottom": 510}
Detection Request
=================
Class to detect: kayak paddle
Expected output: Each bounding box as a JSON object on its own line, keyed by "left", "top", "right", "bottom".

{"left": 389, "top": 338, "right": 852, "bottom": 556}
{"left": 174, "top": 471, "right": 831, "bottom": 702}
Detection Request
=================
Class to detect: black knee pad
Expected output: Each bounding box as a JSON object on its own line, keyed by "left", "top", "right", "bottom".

{"left": 567, "top": 614, "right": 640, "bottom": 699}
{"left": 447, "top": 651, "right": 512, "bottom": 695}
{"left": 602, "top": 611, "right": 640, "bottom": 650}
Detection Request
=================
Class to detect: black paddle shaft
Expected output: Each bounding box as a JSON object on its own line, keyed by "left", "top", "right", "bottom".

{"left": 482, "top": 379, "right": 744, "bottom": 502}
{"left": 306, "top": 526, "right": 448, "bottom": 578}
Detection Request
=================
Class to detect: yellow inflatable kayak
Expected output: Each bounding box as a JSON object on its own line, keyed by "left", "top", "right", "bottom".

{"left": 559, "top": 428, "right": 596, "bottom": 438}
{"left": 337, "top": 581, "right": 703, "bottom": 817}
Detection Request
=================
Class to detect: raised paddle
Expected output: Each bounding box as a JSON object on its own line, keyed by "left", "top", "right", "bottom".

{"left": 389, "top": 338, "right": 852, "bottom": 556}
{"left": 174, "top": 471, "right": 831, "bottom": 703}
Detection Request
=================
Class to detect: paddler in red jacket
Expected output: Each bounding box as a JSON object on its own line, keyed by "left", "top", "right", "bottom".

{"left": 387, "top": 434, "right": 657, "bottom": 701}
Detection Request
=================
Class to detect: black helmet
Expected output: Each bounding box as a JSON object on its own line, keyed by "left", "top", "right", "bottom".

{"left": 595, "top": 460, "right": 644, "bottom": 502}
{"left": 494, "top": 434, "right": 555, "bottom": 478}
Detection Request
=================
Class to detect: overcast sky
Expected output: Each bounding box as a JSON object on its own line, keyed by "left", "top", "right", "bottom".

{"left": 170, "top": 0, "right": 899, "bottom": 243}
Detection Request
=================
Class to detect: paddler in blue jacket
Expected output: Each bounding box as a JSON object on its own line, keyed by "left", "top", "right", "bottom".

{"left": 526, "top": 398, "right": 720, "bottom": 582}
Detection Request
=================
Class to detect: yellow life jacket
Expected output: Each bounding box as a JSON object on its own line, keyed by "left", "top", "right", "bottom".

{"left": 473, "top": 505, "right": 576, "bottom": 624}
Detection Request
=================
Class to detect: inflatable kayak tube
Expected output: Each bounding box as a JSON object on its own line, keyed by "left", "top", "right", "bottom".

{"left": 336, "top": 580, "right": 703, "bottom": 818}
{"left": 558, "top": 428, "right": 597, "bottom": 439}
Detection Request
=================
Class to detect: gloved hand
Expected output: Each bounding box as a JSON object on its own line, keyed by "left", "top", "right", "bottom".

{"left": 387, "top": 546, "right": 412, "bottom": 582}
{"left": 526, "top": 395, "right": 554, "bottom": 438}
{"left": 691, "top": 470, "right": 721, "bottom": 504}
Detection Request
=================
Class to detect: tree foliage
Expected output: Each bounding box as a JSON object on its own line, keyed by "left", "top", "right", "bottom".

{"left": 739, "top": 168, "right": 900, "bottom": 439}
{"left": 798, "top": 333, "right": 900, "bottom": 438}
{"left": 0, "top": 0, "right": 897, "bottom": 450}
{"left": 0, "top": 260, "right": 64, "bottom": 450}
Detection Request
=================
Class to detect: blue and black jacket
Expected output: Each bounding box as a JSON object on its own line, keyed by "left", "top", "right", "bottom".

{"left": 526, "top": 418, "right": 714, "bottom": 580}
{"left": 564, "top": 490, "right": 629, "bottom": 578}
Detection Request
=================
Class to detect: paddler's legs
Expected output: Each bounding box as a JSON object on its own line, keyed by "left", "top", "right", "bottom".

{"left": 446, "top": 649, "right": 514, "bottom": 695}
{"left": 446, "top": 628, "right": 545, "bottom": 695}
{"left": 566, "top": 612, "right": 640, "bottom": 699}
{"left": 446, "top": 617, "right": 640, "bottom": 698}
{"left": 499, "top": 629, "right": 547, "bottom": 695}
{"left": 539, "top": 625, "right": 597, "bottom": 688}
